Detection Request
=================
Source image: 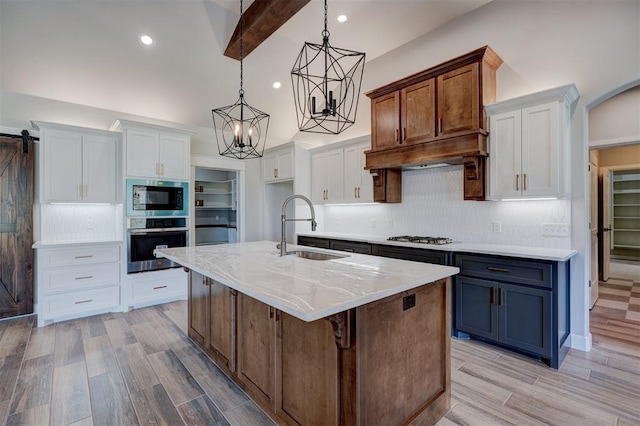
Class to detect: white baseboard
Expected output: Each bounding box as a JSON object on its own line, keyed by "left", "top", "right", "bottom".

{"left": 570, "top": 332, "right": 592, "bottom": 352}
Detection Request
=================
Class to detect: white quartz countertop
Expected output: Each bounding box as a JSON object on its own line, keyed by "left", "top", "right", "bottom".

{"left": 32, "top": 239, "right": 123, "bottom": 249}
{"left": 297, "top": 232, "right": 577, "bottom": 262}
{"left": 155, "top": 241, "right": 459, "bottom": 322}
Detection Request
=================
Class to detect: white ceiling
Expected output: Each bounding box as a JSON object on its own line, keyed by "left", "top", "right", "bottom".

{"left": 0, "top": 0, "right": 492, "bottom": 148}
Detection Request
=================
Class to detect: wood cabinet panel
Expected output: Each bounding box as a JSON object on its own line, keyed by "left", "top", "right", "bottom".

{"left": 437, "top": 63, "right": 480, "bottom": 136}
{"left": 371, "top": 92, "right": 400, "bottom": 150}
{"left": 188, "top": 272, "right": 208, "bottom": 346}
{"left": 401, "top": 78, "right": 436, "bottom": 144}
{"left": 277, "top": 314, "right": 339, "bottom": 425}
{"left": 357, "top": 279, "right": 450, "bottom": 425}
{"left": 207, "top": 281, "right": 235, "bottom": 371}
{"left": 237, "top": 294, "right": 275, "bottom": 405}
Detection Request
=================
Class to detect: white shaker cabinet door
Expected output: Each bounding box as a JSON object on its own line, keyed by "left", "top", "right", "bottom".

{"left": 521, "top": 101, "right": 560, "bottom": 197}
{"left": 160, "top": 134, "right": 190, "bottom": 180}
{"left": 126, "top": 129, "right": 160, "bottom": 177}
{"left": 276, "top": 149, "right": 293, "bottom": 180}
{"left": 42, "top": 130, "right": 83, "bottom": 202}
{"left": 311, "top": 153, "right": 327, "bottom": 204}
{"left": 489, "top": 110, "right": 522, "bottom": 199}
{"left": 326, "top": 149, "right": 344, "bottom": 203}
{"left": 82, "top": 134, "right": 117, "bottom": 202}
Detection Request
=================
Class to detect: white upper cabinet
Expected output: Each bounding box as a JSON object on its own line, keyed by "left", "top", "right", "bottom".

{"left": 263, "top": 146, "right": 294, "bottom": 182}
{"left": 344, "top": 142, "right": 373, "bottom": 203}
{"left": 486, "top": 84, "right": 579, "bottom": 200}
{"left": 35, "top": 122, "right": 119, "bottom": 203}
{"left": 311, "top": 149, "right": 344, "bottom": 204}
{"left": 113, "top": 119, "right": 193, "bottom": 181}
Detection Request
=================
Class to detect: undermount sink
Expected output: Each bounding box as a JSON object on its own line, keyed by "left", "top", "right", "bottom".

{"left": 287, "top": 250, "right": 348, "bottom": 261}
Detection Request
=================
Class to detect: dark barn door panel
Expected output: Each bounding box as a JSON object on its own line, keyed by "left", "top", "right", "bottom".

{"left": 0, "top": 136, "right": 35, "bottom": 319}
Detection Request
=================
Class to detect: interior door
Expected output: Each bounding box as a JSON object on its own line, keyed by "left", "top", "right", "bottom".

{"left": 0, "top": 136, "right": 35, "bottom": 319}
{"left": 602, "top": 169, "right": 612, "bottom": 281}
{"left": 589, "top": 154, "right": 599, "bottom": 308}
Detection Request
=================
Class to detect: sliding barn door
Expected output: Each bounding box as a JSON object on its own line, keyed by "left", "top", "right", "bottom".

{"left": 0, "top": 136, "right": 34, "bottom": 319}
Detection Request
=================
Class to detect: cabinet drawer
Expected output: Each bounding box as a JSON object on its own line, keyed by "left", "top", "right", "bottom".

{"left": 455, "top": 254, "right": 552, "bottom": 288}
{"left": 371, "top": 244, "right": 450, "bottom": 265}
{"left": 43, "top": 285, "right": 120, "bottom": 318}
{"left": 131, "top": 275, "right": 187, "bottom": 303}
{"left": 42, "top": 263, "right": 120, "bottom": 294}
{"left": 41, "top": 245, "right": 120, "bottom": 267}
{"left": 331, "top": 240, "right": 372, "bottom": 254}
{"left": 297, "top": 236, "right": 331, "bottom": 249}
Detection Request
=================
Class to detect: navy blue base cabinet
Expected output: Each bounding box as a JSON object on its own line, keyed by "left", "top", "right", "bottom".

{"left": 453, "top": 253, "right": 570, "bottom": 369}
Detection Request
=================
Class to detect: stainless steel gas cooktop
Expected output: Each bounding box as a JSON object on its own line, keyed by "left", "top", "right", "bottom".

{"left": 387, "top": 235, "right": 453, "bottom": 245}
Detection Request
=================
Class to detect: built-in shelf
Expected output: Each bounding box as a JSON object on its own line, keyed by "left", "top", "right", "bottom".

{"left": 612, "top": 169, "right": 640, "bottom": 251}
{"left": 194, "top": 174, "right": 238, "bottom": 246}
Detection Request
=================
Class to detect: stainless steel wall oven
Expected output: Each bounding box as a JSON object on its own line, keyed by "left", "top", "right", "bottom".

{"left": 127, "top": 217, "right": 188, "bottom": 273}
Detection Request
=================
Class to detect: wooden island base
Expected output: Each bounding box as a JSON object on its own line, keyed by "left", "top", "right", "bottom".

{"left": 188, "top": 273, "right": 451, "bottom": 425}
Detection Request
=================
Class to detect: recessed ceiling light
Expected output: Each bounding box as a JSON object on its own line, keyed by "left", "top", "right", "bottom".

{"left": 273, "top": 81, "right": 282, "bottom": 89}
{"left": 336, "top": 14, "right": 348, "bottom": 23}
{"left": 139, "top": 34, "right": 154, "bottom": 46}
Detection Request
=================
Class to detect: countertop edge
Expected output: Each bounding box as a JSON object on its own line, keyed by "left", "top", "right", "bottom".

{"left": 32, "top": 239, "right": 124, "bottom": 249}
{"left": 296, "top": 232, "right": 577, "bottom": 262}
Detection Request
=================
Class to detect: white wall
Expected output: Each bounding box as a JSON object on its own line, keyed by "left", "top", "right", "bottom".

{"left": 589, "top": 85, "right": 640, "bottom": 146}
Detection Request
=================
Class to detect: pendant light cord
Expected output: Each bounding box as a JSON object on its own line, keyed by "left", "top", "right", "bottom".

{"left": 239, "top": 0, "right": 244, "bottom": 97}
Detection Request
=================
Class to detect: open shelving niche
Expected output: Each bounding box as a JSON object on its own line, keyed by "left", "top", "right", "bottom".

{"left": 612, "top": 170, "right": 640, "bottom": 253}
{"left": 194, "top": 168, "right": 238, "bottom": 246}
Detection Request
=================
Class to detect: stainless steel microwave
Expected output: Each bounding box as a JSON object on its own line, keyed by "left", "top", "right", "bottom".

{"left": 126, "top": 179, "right": 188, "bottom": 217}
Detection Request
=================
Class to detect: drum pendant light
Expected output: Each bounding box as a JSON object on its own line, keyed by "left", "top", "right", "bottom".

{"left": 212, "top": 0, "right": 269, "bottom": 159}
{"left": 291, "top": 0, "right": 365, "bottom": 134}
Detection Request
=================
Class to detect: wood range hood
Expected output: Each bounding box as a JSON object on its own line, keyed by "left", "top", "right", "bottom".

{"left": 364, "top": 46, "right": 503, "bottom": 202}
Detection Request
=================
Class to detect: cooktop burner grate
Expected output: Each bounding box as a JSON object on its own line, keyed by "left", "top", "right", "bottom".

{"left": 387, "top": 235, "right": 453, "bottom": 245}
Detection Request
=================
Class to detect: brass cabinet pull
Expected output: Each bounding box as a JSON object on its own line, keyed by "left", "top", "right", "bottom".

{"left": 77, "top": 185, "right": 82, "bottom": 199}
{"left": 326, "top": 190, "right": 329, "bottom": 200}
{"left": 354, "top": 187, "right": 357, "bottom": 198}
{"left": 357, "top": 187, "right": 360, "bottom": 198}
{"left": 439, "top": 118, "right": 443, "bottom": 133}
{"left": 153, "top": 285, "right": 168, "bottom": 290}
{"left": 515, "top": 174, "right": 519, "bottom": 191}
{"left": 523, "top": 173, "right": 527, "bottom": 191}
{"left": 403, "top": 127, "right": 407, "bottom": 141}
{"left": 499, "top": 288, "right": 504, "bottom": 306}
{"left": 75, "top": 299, "right": 93, "bottom": 304}
{"left": 275, "top": 168, "right": 279, "bottom": 178}
{"left": 269, "top": 306, "right": 274, "bottom": 319}
{"left": 83, "top": 185, "right": 88, "bottom": 198}
{"left": 74, "top": 255, "right": 93, "bottom": 259}
{"left": 395, "top": 129, "right": 399, "bottom": 142}
{"left": 487, "top": 266, "right": 509, "bottom": 273}
{"left": 490, "top": 287, "right": 495, "bottom": 305}
{"left": 74, "top": 276, "right": 93, "bottom": 280}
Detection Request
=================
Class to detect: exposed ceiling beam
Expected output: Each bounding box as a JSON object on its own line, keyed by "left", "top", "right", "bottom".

{"left": 224, "top": 0, "right": 311, "bottom": 60}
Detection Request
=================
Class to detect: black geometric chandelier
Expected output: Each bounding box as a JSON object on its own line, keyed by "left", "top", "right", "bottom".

{"left": 212, "top": 0, "right": 269, "bottom": 159}
{"left": 291, "top": 0, "right": 365, "bottom": 135}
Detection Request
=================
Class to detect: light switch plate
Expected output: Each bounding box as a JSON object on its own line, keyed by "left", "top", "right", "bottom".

{"left": 542, "top": 223, "right": 569, "bottom": 237}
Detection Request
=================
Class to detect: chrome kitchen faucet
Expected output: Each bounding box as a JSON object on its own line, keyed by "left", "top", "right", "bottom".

{"left": 279, "top": 194, "right": 317, "bottom": 256}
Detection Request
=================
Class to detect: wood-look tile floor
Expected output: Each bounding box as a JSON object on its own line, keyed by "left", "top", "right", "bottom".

{"left": 0, "top": 299, "right": 638, "bottom": 426}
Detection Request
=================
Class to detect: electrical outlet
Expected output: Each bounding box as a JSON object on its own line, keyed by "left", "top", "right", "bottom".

{"left": 492, "top": 221, "right": 501, "bottom": 234}
{"left": 542, "top": 223, "right": 570, "bottom": 237}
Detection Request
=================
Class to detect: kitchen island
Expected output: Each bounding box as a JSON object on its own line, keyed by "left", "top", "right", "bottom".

{"left": 155, "top": 241, "right": 460, "bottom": 425}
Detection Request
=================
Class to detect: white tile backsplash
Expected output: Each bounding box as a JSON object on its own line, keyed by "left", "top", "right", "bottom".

{"left": 40, "top": 204, "right": 120, "bottom": 242}
{"left": 324, "top": 166, "right": 571, "bottom": 249}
